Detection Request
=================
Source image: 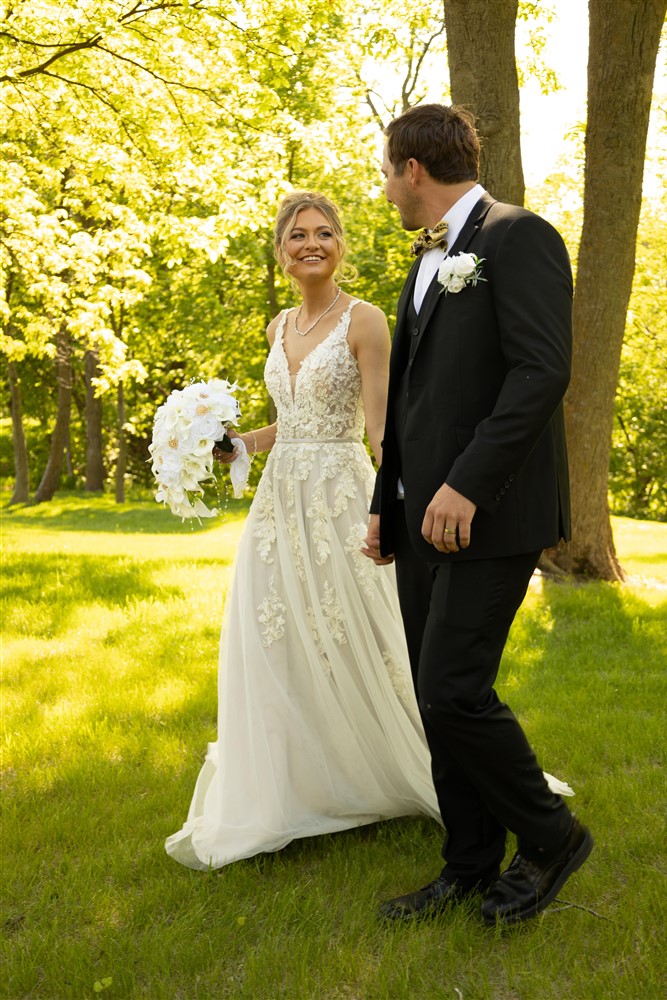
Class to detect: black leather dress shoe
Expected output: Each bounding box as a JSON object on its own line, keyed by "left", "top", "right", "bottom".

{"left": 481, "top": 817, "right": 593, "bottom": 925}
{"left": 379, "top": 870, "right": 500, "bottom": 922}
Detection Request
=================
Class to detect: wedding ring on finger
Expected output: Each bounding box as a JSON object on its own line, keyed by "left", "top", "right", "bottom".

{"left": 443, "top": 528, "right": 457, "bottom": 536}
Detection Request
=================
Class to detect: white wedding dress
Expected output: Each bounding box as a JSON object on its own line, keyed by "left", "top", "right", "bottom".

{"left": 165, "top": 300, "right": 441, "bottom": 869}
{"left": 165, "top": 299, "right": 572, "bottom": 870}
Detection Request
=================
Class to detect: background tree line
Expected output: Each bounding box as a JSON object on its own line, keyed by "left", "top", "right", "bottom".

{"left": 1, "top": 0, "right": 665, "bottom": 580}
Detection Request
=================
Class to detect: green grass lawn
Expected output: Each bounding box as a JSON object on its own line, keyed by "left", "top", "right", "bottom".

{"left": 2, "top": 497, "right": 666, "bottom": 999}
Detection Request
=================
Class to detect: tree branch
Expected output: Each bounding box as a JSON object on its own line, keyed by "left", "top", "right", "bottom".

{"left": 401, "top": 12, "right": 446, "bottom": 111}
{"left": 27, "top": 71, "right": 165, "bottom": 171}
{"left": 1, "top": 35, "right": 104, "bottom": 81}
{"left": 364, "top": 89, "right": 386, "bottom": 130}
{"left": 0, "top": 1, "right": 201, "bottom": 82}
{"left": 551, "top": 899, "right": 612, "bottom": 921}
{"left": 0, "top": 30, "right": 88, "bottom": 50}
{"left": 94, "top": 42, "right": 221, "bottom": 97}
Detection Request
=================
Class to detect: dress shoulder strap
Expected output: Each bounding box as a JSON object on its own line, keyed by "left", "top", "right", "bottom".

{"left": 274, "top": 308, "right": 289, "bottom": 342}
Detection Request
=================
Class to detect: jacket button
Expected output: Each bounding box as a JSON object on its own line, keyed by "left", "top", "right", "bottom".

{"left": 412, "top": 327, "right": 419, "bottom": 337}
{"left": 495, "top": 493, "right": 501, "bottom": 501}
{"left": 504, "top": 480, "right": 510, "bottom": 488}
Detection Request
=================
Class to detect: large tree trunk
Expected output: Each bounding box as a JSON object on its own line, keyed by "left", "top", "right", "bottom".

{"left": 34, "top": 324, "right": 72, "bottom": 503}
{"left": 115, "top": 380, "right": 127, "bottom": 504}
{"left": 444, "top": 0, "right": 524, "bottom": 206}
{"left": 7, "top": 360, "right": 30, "bottom": 504}
{"left": 553, "top": 0, "right": 667, "bottom": 580}
{"left": 84, "top": 348, "right": 105, "bottom": 491}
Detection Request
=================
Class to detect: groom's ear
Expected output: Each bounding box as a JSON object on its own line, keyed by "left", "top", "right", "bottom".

{"left": 406, "top": 158, "right": 421, "bottom": 187}
{"left": 407, "top": 158, "right": 431, "bottom": 189}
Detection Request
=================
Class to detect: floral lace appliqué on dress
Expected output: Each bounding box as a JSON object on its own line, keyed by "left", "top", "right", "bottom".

{"left": 165, "top": 299, "right": 441, "bottom": 871}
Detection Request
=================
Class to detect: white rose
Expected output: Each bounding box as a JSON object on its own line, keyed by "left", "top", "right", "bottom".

{"left": 451, "top": 253, "right": 477, "bottom": 277}
{"left": 437, "top": 258, "right": 455, "bottom": 282}
{"left": 163, "top": 408, "right": 189, "bottom": 434}
{"left": 153, "top": 465, "right": 181, "bottom": 488}
{"left": 447, "top": 275, "right": 467, "bottom": 293}
{"left": 192, "top": 411, "right": 225, "bottom": 441}
{"left": 152, "top": 449, "right": 183, "bottom": 475}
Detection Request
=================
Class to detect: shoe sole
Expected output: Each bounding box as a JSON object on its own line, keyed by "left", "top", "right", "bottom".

{"left": 483, "top": 829, "right": 594, "bottom": 926}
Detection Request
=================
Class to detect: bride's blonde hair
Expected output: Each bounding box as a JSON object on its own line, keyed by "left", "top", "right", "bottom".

{"left": 274, "top": 191, "right": 358, "bottom": 286}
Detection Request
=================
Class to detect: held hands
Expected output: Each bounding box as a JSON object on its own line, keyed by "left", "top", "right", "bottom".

{"left": 361, "top": 513, "right": 394, "bottom": 565}
{"left": 422, "top": 483, "right": 476, "bottom": 553}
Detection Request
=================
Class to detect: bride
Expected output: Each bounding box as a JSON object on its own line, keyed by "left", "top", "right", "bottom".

{"left": 165, "top": 191, "right": 570, "bottom": 870}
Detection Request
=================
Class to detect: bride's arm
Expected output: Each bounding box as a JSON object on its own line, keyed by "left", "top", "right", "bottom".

{"left": 237, "top": 423, "right": 277, "bottom": 455}
{"left": 349, "top": 302, "right": 391, "bottom": 466}
{"left": 239, "top": 316, "right": 281, "bottom": 454}
{"left": 214, "top": 316, "right": 281, "bottom": 462}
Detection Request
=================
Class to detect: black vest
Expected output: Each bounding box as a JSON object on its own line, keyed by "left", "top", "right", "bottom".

{"left": 392, "top": 295, "right": 421, "bottom": 473}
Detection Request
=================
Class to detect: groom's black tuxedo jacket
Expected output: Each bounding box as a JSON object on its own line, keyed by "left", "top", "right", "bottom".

{"left": 372, "top": 192, "right": 573, "bottom": 562}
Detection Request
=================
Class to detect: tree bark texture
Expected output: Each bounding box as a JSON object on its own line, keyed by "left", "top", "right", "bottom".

{"left": 84, "top": 349, "right": 105, "bottom": 491}
{"left": 444, "top": 0, "right": 525, "bottom": 206}
{"left": 33, "top": 324, "right": 72, "bottom": 503}
{"left": 8, "top": 361, "right": 30, "bottom": 504}
{"left": 115, "top": 380, "right": 127, "bottom": 504}
{"left": 556, "top": 0, "right": 667, "bottom": 579}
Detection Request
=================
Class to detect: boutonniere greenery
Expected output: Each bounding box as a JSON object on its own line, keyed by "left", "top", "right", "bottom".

{"left": 437, "top": 253, "right": 486, "bottom": 294}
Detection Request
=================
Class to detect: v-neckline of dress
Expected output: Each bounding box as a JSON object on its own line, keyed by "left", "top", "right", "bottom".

{"left": 279, "top": 300, "right": 355, "bottom": 401}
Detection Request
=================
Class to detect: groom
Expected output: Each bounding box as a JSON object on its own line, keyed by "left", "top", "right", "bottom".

{"left": 364, "top": 104, "right": 592, "bottom": 925}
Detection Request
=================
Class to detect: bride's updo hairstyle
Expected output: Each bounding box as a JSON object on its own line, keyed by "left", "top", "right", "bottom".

{"left": 274, "top": 191, "right": 357, "bottom": 286}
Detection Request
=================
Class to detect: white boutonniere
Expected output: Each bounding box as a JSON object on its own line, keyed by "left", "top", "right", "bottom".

{"left": 437, "top": 252, "right": 486, "bottom": 294}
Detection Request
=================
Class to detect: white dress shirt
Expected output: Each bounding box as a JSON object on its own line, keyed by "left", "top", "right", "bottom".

{"left": 413, "top": 183, "right": 485, "bottom": 313}
{"left": 397, "top": 183, "right": 486, "bottom": 498}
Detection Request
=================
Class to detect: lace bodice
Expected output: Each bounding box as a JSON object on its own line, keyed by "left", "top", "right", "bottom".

{"left": 264, "top": 299, "right": 365, "bottom": 442}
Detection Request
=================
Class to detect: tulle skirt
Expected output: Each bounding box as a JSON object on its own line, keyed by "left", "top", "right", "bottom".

{"left": 165, "top": 441, "right": 441, "bottom": 869}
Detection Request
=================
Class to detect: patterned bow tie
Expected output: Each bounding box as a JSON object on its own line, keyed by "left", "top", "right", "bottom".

{"left": 410, "top": 219, "right": 449, "bottom": 257}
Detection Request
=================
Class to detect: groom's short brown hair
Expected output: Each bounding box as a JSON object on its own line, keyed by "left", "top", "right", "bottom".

{"left": 385, "top": 104, "right": 480, "bottom": 184}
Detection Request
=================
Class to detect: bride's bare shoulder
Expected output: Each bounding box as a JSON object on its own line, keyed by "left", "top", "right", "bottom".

{"left": 351, "top": 299, "right": 386, "bottom": 320}
{"left": 348, "top": 300, "right": 390, "bottom": 342}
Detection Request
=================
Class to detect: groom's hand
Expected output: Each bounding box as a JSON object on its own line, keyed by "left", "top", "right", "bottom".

{"left": 422, "top": 483, "right": 476, "bottom": 552}
{"left": 362, "top": 513, "right": 394, "bottom": 565}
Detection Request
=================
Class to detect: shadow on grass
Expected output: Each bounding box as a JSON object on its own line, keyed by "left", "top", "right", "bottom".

{"left": 4, "top": 574, "right": 666, "bottom": 997}
{"left": 541, "top": 575, "right": 667, "bottom": 667}
{"left": 2, "top": 493, "right": 251, "bottom": 534}
{"left": 2, "top": 553, "right": 180, "bottom": 638}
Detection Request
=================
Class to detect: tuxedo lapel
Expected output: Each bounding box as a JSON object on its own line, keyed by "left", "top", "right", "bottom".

{"left": 447, "top": 191, "right": 496, "bottom": 258}
{"left": 413, "top": 193, "right": 497, "bottom": 343}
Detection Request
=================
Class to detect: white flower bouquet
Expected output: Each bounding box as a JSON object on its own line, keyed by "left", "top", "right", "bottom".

{"left": 149, "top": 378, "right": 251, "bottom": 520}
{"left": 437, "top": 252, "right": 486, "bottom": 294}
